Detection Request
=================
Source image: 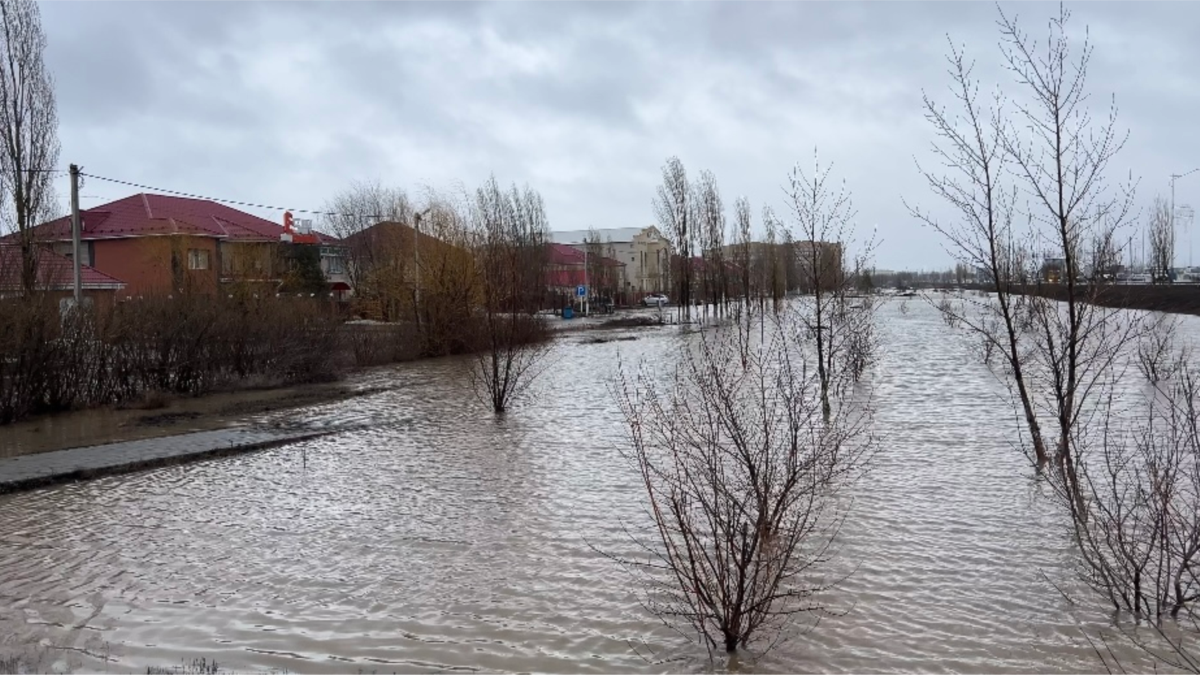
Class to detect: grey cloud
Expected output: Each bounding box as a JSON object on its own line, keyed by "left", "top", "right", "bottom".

{"left": 41, "top": 1, "right": 1200, "bottom": 270}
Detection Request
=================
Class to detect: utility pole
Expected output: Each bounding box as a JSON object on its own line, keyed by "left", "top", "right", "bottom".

{"left": 413, "top": 207, "right": 431, "bottom": 328}
{"left": 1171, "top": 168, "right": 1200, "bottom": 269}
{"left": 69, "top": 164, "right": 82, "bottom": 304}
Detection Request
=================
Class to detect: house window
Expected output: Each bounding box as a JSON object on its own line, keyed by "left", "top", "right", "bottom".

{"left": 188, "top": 249, "right": 210, "bottom": 270}
{"left": 53, "top": 242, "right": 92, "bottom": 266}
{"left": 325, "top": 255, "right": 346, "bottom": 275}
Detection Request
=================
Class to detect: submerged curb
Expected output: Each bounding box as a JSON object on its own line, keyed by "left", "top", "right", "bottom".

{"left": 0, "top": 428, "right": 332, "bottom": 496}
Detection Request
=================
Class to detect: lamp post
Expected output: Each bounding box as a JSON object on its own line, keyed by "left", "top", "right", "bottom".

{"left": 1171, "top": 168, "right": 1200, "bottom": 269}
{"left": 413, "top": 207, "right": 432, "bottom": 324}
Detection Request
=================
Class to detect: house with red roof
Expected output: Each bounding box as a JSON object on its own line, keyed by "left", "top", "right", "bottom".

{"left": 0, "top": 243, "right": 125, "bottom": 304}
{"left": 19, "top": 193, "right": 350, "bottom": 299}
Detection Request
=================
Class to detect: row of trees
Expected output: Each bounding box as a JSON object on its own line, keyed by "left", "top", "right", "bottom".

{"left": 651, "top": 157, "right": 867, "bottom": 321}
{"left": 619, "top": 4, "right": 1199, "bottom": 669}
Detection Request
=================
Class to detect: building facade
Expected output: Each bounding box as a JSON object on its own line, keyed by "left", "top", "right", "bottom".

{"left": 23, "top": 194, "right": 350, "bottom": 298}
{"left": 549, "top": 226, "right": 670, "bottom": 296}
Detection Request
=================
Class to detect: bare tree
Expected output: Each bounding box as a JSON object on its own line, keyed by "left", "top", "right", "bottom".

{"left": 612, "top": 314, "right": 872, "bottom": 655}
{"left": 1136, "top": 313, "right": 1188, "bottom": 385}
{"left": 1064, "top": 367, "right": 1200, "bottom": 630}
{"left": 322, "top": 180, "right": 412, "bottom": 300}
{"left": 997, "top": 4, "right": 1139, "bottom": 515}
{"left": 693, "top": 169, "right": 727, "bottom": 318}
{"left": 583, "top": 227, "right": 620, "bottom": 306}
{"left": 0, "top": 0, "right": 59, "bottom": 295}
{"left": 1088, "top": 226, "right": 1122, "bottom": 285}
{"left": 469, "top": 176, "right": 552, "bottom": 414}
{"left": 654, "top": 157, "right": 694, "bottom": 321}
{"left": 731, "top": 196, "right": 756, "bottom": 364}
{"left": 762, "top": 206, "right": 784, "bottom": 313}
{"left": 785, "top": 151, "right": 876, "bottom": 421}
{"left": 917, "top": 9, "right": 1200, "bottom": 669}
{"left": 1149, "top": 196, "right": 1174, "bottom": 284}
{"left": 906, "top": 36, "right": 1050, "bottom": 467}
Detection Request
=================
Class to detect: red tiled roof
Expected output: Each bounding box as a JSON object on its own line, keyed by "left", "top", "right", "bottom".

{"left": 548, "top": 268, "right": 587, "bottom": 287}
{"left": 546, "top": 243, "right": 623, "bottom": 267}
{"left": 548, "top": 243, "right": 586, "bottom": 265}
{"left": 25, "top": 193, "right": 339, "bottom": 244}
{"left": 0, "top": 244, "right": 126, "bottom": 292}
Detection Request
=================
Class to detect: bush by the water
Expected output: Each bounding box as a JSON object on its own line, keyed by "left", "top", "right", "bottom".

{"left": 0, "top": 295, "right": 343, "bottom": 424}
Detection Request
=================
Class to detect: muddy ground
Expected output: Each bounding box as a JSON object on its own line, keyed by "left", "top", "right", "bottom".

{"left": 0, "top": 382, "right": 387, "bottom": 459}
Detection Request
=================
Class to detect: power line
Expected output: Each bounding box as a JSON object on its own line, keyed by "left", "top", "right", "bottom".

{"left": 79, "top": 171, "right": 385, "bottom": 219}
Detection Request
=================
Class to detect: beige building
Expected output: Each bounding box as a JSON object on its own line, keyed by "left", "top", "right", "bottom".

{"left": 550, "top": 226, "right": 671, "bottom": 295}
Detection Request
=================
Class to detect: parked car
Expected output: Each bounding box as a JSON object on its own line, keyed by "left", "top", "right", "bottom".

{"left": 641, "top": 293, "right": 669, "bottom": 307}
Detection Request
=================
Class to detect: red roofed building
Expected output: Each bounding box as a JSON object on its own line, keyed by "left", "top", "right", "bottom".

{"left": 20, "top": 193, "right": 350, "bottom": 298}
{"left": 0, "top": 243, "right": 125, "bottom": 304}
{"left": 546, "top": 242, "right": 626, "bottom": 301}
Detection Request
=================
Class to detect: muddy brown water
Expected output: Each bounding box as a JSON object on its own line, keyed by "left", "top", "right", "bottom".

{"left": 0, "top": 299, "right": 1190, "bottom": 673}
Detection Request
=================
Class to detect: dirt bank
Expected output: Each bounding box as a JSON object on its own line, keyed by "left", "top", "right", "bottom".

{"left": 0, "top": 382, "right": 388, "bottom": 459}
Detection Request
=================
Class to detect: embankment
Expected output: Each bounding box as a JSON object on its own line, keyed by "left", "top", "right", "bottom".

{"left": 1011, "top": 284, "right": 1200, "bottom": 316}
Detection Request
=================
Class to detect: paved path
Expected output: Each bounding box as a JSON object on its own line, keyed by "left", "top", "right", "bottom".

{"left": 0, "top": 427, "right": 328, "bottom": 495}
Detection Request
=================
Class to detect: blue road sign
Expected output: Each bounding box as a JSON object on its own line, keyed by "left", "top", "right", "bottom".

{"left": 576, "top": 285, "right": 587, "bottom": 297}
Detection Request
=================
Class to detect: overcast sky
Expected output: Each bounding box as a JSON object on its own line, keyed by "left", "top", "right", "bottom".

{"left": 41, "top": 1, "right": 1200, "bottom": 270}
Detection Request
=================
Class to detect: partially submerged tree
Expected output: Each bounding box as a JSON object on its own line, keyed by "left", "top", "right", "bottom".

{"left": 996, "top": 3, "right": 1138, "bottom": 512}
{"left": 1069, "top": 369, "right": 1200, "bottom": 626}
{"left": 469, "top": 176, "right": 552, "bottom": 414}
{"left": 912, "top": 7, "right": 1200, "bottom": 666}
{"left": 0, "top": 0, "right": 59, "bottom": 295}
{"left": 731, "top": 196, "right": 756, "bottom": 362}
{"left": 693, "top": 169, "right": 728, "bottom": 317}
{"left": 613, "top": 314, "right": 872, "bottom": 655}
{"left": 762, "top": 206, "right": 785, "bottom": 312}
{"left": 785, "top": 151, "right": 877, "bottom": 421}
{"left": 654, "top": 157, "right": 694, "bottom": 321}
{"left": 907, "top": 35, "right": 1049, "bottom": 467}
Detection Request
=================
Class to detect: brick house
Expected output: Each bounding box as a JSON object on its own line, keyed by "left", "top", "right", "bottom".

{"left": 21, "top": 194, "right": 350, "bottom": 298}
{"left": 0, "top": 243, "right": 125, "bottom": 305}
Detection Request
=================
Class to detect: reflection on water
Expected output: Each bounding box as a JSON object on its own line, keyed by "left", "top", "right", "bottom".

{"left": 0, "top": 300, "right": 1188, "bottom": 673}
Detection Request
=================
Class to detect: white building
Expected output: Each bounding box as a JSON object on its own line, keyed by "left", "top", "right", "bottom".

{"left": 550, "top": 226, "right": 671, "bottom": 295}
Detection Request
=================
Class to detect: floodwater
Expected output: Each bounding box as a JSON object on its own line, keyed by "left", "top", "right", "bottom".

{"left": 0, "top": 298, "right": 1190, "bottom": 673}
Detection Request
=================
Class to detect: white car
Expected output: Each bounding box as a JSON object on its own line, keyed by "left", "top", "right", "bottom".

{"left": 642, "top": 293, "right": 669, "bottom": 307}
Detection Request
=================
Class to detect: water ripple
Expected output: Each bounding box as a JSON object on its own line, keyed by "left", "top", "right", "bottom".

{"left": 0, "top": 300, "right": 1186, "bottom": 673}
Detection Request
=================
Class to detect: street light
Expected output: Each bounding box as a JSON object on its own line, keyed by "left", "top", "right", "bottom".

{"left": 1171, "top": 168, "right": 1200, "bottom": 268}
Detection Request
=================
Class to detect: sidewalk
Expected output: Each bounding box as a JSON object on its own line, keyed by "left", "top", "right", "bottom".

{"left": 0, "top": 427, "right": 328, "bottom": 495}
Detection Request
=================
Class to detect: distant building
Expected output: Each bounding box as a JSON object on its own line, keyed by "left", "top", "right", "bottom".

{"left": 549, "top": 226, "right": 670, "bottom": 295}
{"left": 545, "top": 243, "right": 626, "bottom": 300}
